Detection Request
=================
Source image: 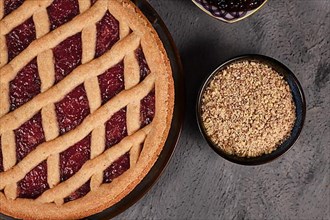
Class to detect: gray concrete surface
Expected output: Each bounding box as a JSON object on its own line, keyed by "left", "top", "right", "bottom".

{"left": 116, "top": 0, "right": 330, "bottom": 219}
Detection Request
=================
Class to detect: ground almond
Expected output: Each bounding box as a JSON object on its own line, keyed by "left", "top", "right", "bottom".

{"left": 201, "top": 61, "right": 296, "bottom": 157}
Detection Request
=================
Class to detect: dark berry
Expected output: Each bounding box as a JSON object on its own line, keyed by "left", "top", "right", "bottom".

{"left": 209, "top": 0, "right": 264, "bottom": 12}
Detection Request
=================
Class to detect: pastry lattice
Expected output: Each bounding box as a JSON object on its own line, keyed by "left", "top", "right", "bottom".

{"left": 0, "top": 0, "right": 172, "bottom": 214}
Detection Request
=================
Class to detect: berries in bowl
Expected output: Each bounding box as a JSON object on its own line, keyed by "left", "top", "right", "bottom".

{"left": 196, "top": 55, "right": 306, "bottom": 165}
{"left": 192, "top": 0, "right": 268, "bottom": 23}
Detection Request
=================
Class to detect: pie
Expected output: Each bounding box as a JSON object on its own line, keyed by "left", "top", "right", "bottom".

{"left": 0, "top": 0, "right": 174, "bottom": 219}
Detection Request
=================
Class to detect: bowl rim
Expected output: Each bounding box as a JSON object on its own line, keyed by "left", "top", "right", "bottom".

{"left": 191, "top": 0, "right": 269, "bottom": 23}
{"left": 196, "top": 54, "right": 306, "bottom": 165}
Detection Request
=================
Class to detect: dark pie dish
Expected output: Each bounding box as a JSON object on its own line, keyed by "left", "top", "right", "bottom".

{"left": 196, "top": 55, "right": 306, "bottom": 165}
{"left": 0, "top": 0, "right": 182, "bottom": 219}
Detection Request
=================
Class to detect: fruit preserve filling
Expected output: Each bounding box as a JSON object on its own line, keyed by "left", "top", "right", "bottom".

{"left": 64, "top": 180, "right": 91, "bottom": 203}
{"left": 136, "top": 47, "right": 155, "bottom": 127}
{"left": 47, "top": 0, "right": 80, "bottom": 31}
{"left": 135, "top": 47, "right": 151, "bottom": 81}
{"left": 9, "top": 58, "right": 40, "bottom": 111}
{"left": 18, "top": 161, "right": 48, "bottom": 199}
{"left": 105, "top": 108, "right": 127, "bottom": 149}
{"left": 103, "top": 153, "right": 130, "bottom": 183}
{"left": 6, "top": 17, "right": 36, "bottom": 62}
{"left": 95, "top": 11, "right": 120, "bottom": 58}
{"left": 103, "top": 107, "right": 128, "bottom": 182}
{"left": 4, "top": 0, "right": 25, "bottom": 17}
{"left": 98, "top": 62, "right": 125, "bottom": 104}
{"left": 15, "top": 113, "right": 45, "bottom": 162}
{"left": 60, "top": 135, "right": 91, "bottom": 182}
{"left": 55, "top": 84, "right": 90, "bottom": 135}
{"left": 15, "top": 113, "right": 49, "bottom": 199}
{"left": 53, "top": 33, "right": 82, "bottom": 83}
{"left": 208, "top": 0, "right": 265, "bottom": 13}
{"left": 141, "top": 89, "right": 156, "bottom": 128}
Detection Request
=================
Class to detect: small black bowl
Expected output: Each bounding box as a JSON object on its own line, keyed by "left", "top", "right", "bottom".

{"left": 196, "top": 55, "right": 306, "bottom": 165}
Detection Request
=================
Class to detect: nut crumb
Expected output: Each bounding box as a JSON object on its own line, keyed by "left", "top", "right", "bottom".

{"left": 201, "top": 61, "right": 296, "bottom": 157}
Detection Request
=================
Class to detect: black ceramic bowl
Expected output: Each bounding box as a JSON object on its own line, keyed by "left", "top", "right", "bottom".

{"left": 196, "top": 55, "right": 306, "bottom": 165}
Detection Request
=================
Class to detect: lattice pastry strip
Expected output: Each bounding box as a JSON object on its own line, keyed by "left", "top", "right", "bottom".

{"left": 1, "top": 131, "right": 16, "bottom": 199}
{"left": 125, "top": 52, "right": 143, "bottom": 165}
{"left": 79, "top": 0, "right": 91, "bottom": 13}
{"left": 0, "top": 35, "right": 7, "bottom": 68}
{"left": 1, "top": 131, "right": 15, "bottom": 171}
{"left": 90, "top": 125, "right": 106, "bottom": 191}
{"left": 0, "top": 0, "right": 3, "bottom": 20}
{"left": 34, "top": 10, "right": 50, "bottom": 39}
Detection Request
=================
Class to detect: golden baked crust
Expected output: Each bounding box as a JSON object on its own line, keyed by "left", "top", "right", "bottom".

{"left": 0, "top": 0, "right": 174, "bottom": 219}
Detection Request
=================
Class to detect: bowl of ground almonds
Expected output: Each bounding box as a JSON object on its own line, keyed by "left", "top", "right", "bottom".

{"left": 197, "top": 55, "right": 306, "bottom": 165}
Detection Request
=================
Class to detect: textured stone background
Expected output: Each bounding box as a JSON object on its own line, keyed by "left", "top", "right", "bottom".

{"left": 117, "top": 0, "right": 330, "bottom": 219}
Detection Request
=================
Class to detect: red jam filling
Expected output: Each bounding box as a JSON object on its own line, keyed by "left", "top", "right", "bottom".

{"left": 6, "top": 17, "right": 36, "bottom": 62}
{"left": 9, "top": 58, "right": 40, "bottom": 111}
{"left": 95, "top": 11, "right": 120, "bottom": 58}
{"left": 55, "top": 84, "right": 90, "bottom": 135}
{"left": 103, "top": 153, "right": 130, "bottom": 183}
{"left": 53, "top": 33, "right": 82, "bottom": 83}
{"left": 135, "top": 47, "right": 151, "bottom": 81}
{"left": 64, "top": 180, "right": 91, "bottom": 203}
{"left": 15, "top": 113, "right": 45, "bottom": 161}
{"left": 60, "top": 135, "right": 91, "bottom": 181}
{"left": 4, "top": 0, "right": 25, "bottom": 16}
{"left": 140, "top": 90, "right": 156, "bottom": 128}
{"left": 18, "top": 161, "right": 48, "bottom": 199}
{"left": 15, "top": 113, "right": 49, "bottom": 199}
{"left": 105, "top": 108, "right": 127, "bottom": 148}
{"left": 98, "top": 62, "right": 124, "bottom": 104}
{"left": 136, "top": 47, "right": 155, "bottom": 127}
{"left": 47, "top": 0, "right": 79, "bottom": 31}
